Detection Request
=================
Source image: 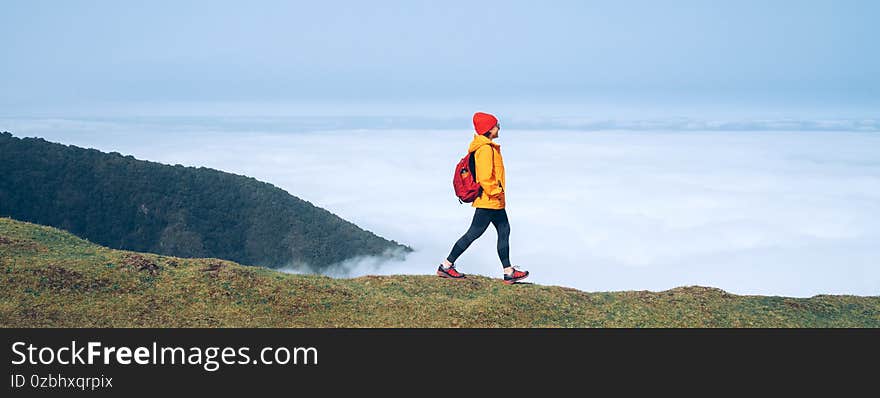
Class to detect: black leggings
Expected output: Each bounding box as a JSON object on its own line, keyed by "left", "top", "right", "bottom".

{"left": 446, "top": 208, "right": 511, "bottom": 268}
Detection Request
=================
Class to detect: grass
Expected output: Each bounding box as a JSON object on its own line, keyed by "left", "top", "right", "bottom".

{"left": 1, "top": 216, "right": 878, "bottom": 327}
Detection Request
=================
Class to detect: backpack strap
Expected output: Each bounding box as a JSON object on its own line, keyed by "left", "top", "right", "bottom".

{"left": 467, "top": 150, "right": 477, "bottom": 183}
{"left": 469, "top": 148, "right": 484, "bottom": 197}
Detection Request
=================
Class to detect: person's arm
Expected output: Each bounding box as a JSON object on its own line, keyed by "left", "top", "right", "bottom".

{"left": 474, "top": 145, "right": 503, "bottom": 196}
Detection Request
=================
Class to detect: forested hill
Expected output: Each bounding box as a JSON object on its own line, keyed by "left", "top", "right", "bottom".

{"left": 0, "top": 131, "right": 411, "bottom": 271}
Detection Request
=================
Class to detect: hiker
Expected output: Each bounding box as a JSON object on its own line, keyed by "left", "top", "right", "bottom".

{"left": 437, "top": 112, "right": 529, "bottom": 284}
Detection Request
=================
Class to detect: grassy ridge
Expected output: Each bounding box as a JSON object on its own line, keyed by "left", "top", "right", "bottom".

{"left": 1, "top": 217, "right": 878, "bottom": 327}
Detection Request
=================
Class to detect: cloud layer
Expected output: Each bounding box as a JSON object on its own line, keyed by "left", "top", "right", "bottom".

{"left": 7, "top": 119, "right": 880, "bottom": 297}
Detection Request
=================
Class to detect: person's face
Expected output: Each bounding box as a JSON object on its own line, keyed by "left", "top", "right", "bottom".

{"left": 488, "top": 124, "right": 500, "bottom": 139}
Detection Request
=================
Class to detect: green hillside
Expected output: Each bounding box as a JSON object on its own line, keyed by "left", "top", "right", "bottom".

{"left": 1, "top": 217, "right": 878, "bottom": 327}
{"left": 0, "top": 132, "right": 410, "bottom": 272}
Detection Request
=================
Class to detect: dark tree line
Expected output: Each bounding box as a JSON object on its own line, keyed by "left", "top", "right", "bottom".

{"left": 0, "top": 131, "right": 411, "bottom": 270}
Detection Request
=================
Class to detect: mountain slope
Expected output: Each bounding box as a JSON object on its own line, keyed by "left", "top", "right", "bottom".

{"left": 2, "top": 217, "right": 877, "bottom": 327}
{"left": 0, "top": 131, "right": 410, "bottom": 271}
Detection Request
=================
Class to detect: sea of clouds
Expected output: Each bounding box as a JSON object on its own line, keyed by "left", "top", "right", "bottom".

{"left": 4, "top": 117, "right": 879, "bottom": 297}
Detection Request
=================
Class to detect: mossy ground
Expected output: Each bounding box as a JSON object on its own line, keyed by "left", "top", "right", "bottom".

{"left": 1, "top": 217, "right": 878, "bottom": 327}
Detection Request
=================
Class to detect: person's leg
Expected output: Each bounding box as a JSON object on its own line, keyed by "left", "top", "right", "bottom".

{"left": 446, "top": 208, "right": 492, "bottom": 265}
{"left": 490, "top": 209, "right": 512, "bottom": 269}
{"left": 492, "top": 209, "right": 528, "bottom": 283}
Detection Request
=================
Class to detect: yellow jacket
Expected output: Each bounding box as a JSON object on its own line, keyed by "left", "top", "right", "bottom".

{"left": 468, "top": 134, "right": 505, "bottom": 209}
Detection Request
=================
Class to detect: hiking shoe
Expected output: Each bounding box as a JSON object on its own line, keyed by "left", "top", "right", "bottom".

{"left": 437, "top": 264, "right": 465, "bottom": 279}
{"left": 503, "top": 266, "right": 529, "bottom": 284}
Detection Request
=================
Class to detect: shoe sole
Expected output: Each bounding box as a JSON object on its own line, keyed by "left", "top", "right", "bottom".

{"left": 436, "top": 270, "right": 465, "bottom": 279}
{"left": 503, "top": 273, "right": 529, "bottom": 284}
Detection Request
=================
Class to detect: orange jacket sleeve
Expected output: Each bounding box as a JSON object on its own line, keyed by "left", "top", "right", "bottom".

{"left": 474, "top": 145, "right": 503, "bottom": 196}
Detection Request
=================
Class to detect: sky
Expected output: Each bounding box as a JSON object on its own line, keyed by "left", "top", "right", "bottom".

{"left": 10, "top": 122, "right": 880, "bottom": 297}
{"left": 2, "top": 0, "right": 879, "bottom": 117}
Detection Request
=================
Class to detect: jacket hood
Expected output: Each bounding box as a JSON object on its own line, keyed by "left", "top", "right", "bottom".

{"left": 468, "top": 133, "right": 499, "bottom": 153}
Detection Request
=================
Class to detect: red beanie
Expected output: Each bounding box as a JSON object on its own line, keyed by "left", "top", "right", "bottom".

{"left": 473, "top": 112, "right": 498, "bottom": 134}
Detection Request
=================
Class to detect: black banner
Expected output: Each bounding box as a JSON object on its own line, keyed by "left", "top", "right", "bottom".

{"left": 1, "top": 328, "right": 876, "bottom": 395}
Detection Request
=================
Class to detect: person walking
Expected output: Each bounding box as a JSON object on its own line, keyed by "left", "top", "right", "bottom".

{"left": 437, "top": 112, "right": 529, "bottom": 284}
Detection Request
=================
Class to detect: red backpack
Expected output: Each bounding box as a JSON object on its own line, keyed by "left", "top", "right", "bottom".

{"left": 452, "top": 150, "right": 483, "bottom": 203}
